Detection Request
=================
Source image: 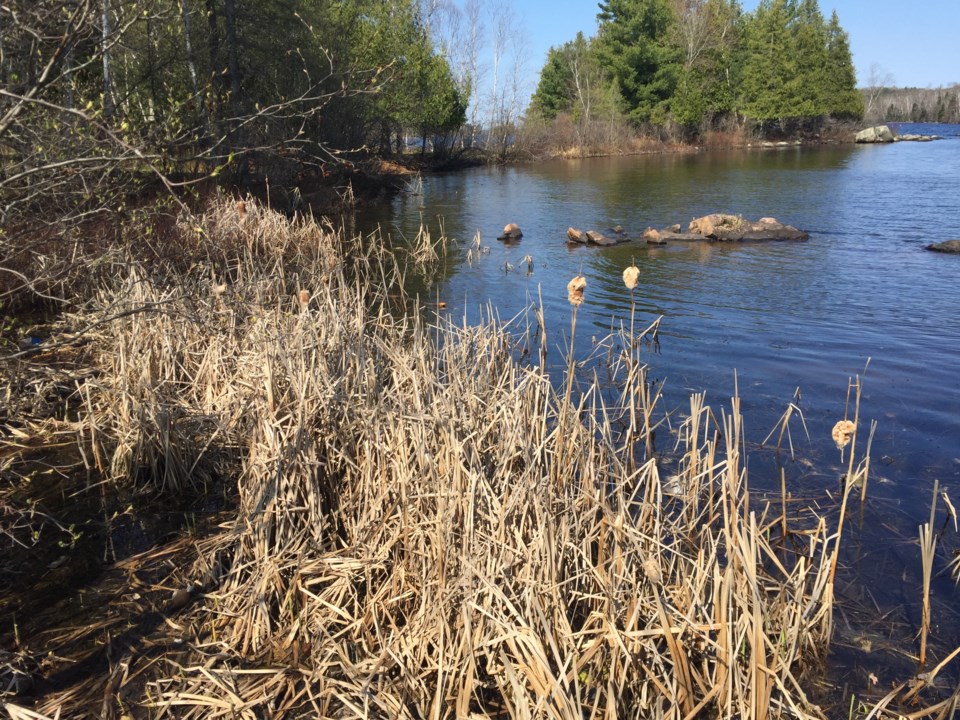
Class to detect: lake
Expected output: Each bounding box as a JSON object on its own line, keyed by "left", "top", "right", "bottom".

{"left": 361, "top": 124, "right": 960, "bottom": 685}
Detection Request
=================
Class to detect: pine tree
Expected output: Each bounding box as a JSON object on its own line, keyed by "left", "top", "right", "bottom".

{"left": 738, "top": 0, "right": 796, "bottom": 126}
{"left": 530, "top": 44, "right": 576, "bottom": 120}
{"left": 788, "top": 0, "right": 830, "bottom": 121}
{"left": 669, "top": 0, "right": 742, "bottom": 130}
{"left": 595, "top": 0, "right": 679, "bottom": 124}
{"left": 823, "top": 10, "right": 864, "bottom": 120}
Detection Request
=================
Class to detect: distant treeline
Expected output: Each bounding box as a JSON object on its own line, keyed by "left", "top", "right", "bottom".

{"left": 862, "top": 85, "right": 960, "bottom": 125}
{"left": 527, "top": 0, "right": 862, "bottom": 145}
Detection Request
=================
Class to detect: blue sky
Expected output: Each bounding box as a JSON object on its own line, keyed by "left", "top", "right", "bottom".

{"left": 517, "top": 0, "right": 959, "bottom": 91}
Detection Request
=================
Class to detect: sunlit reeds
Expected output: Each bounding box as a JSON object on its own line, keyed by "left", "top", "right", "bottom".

{"left": 10, "top": 199, "right": 933, "bottom": 719}
{"left": 22, "top": 200, "right": 857, "bottom": 718}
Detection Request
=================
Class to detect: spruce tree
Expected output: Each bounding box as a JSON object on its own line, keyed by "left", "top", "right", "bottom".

{"left": 595, "top": 0, "right": 679, "bottom": 124}
{"left": 823, "top": 10, "right": 864, "bottom": 120}
{"left": 738, "top": 0, "right": 796, "bottom": 126}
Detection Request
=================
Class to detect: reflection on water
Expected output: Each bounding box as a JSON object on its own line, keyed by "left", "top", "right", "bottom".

{"left": 358, "top": 129, "right": 960, "bottom": 681}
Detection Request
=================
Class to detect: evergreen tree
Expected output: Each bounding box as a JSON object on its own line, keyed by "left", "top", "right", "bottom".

{"left": 823, "top": 10, "right": 863, "bottom": 119}
{"left": 530, "top": 33, "right": 618, "bottom": 124}
{"left": 738, "top": 0, "right": 797, "bottom": 125}
{"left": 787, "top": 0, "right": 830, "bottom": 120}
{"left": 595, "top": 0, "right": 679, "bottom": 124}
{"left": 530, "top": 44, "right": 577, "bottom": 120}
{"left": 669, "top": 0, "right": 742, "bottom": 130}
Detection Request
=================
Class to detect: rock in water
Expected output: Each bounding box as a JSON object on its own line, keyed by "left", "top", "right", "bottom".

{"left": 567, "top": 227, "right": 588, "bottom": 244}
{"left": 927, "top": 239, "right": 960, "bottom": 254}
{"left": 586, "top": 230, "right": 615, "bottom": 246}
{"left": 498, "top": 223, "right": 523, "bottom": 240}
{"left": 855, "top": 125, "right": 896, "bottom": 143}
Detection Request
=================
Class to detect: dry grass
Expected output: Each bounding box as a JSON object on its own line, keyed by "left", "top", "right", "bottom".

{"left": 3, "top": 199, "right": 955, "bottom": 718}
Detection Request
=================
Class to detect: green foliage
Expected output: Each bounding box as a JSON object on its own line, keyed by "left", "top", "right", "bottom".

{"left": 737, "top": 0, "right": 861, "bottom": 128}
{"left": 823, "top": 11, "right": 864, "bottom": 120}
{"left": 595, "top": 0, "right": 680, "bottom": 124}
{"left": 529, "top": 33, "right": 618, "bottom": 125}
{"left": 668, "top": 0, "right": 742, "bottom": 130}
{"left": 526, "top": 0, "right": 860, "bottom": 138}
{"left": 530, "top": 45, "right": 576, "bottom": 120}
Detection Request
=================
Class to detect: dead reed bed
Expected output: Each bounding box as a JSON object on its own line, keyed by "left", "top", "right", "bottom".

{"left": 20, "top": 199, "right": 842, "bottom": 718}
{"left": 8, "top": 199, "right": 952, "bottom": 718}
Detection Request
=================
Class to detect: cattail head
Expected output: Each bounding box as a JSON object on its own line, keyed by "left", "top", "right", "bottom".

{"left": 623, "top": 265, "right": 640, "bottom": 291}
{"left": 237, "top": 200, "right": 247, "bottom": 221}
{"left": 832, "top": 420, "right": 856, "bottom": 449}
{"left": 297, "top": 289, "right": 310, "bottom": 312}
{"left": 567, "top": 275, "right": 586, "bottom": 306}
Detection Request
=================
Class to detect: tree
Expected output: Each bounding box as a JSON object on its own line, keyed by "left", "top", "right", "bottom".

{"left": 595, "top": 0, "right": 679, "bottom": 124}
{"left": 822, "top": 10, "right": 863, "bottom": 120}
{"left": 0, "top": 0, "right": 467, "bottom": 308}
{"left": 530, "top": 44, "right": 576, "bottom": 121}
{"left": 738, "top": 0, "right": 797, "bottom": 127}
{"left": 668, "top": 0, "right": 741, "bottom": 130}
{"left": 738, "top": 0, "right": 860, "bottom": 131}
{"left": 786, "top": 0, "right": 830, "bottom": 121}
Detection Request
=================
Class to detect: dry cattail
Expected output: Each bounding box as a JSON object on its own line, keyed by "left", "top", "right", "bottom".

{"left": 643, "top": 556, "right": 662, "bottom": 584}
{"left": 297, "top": 289, "right": 310, "bottom": 312}
{"left": 237, "top": 200, "right": 247, "bottom": 221}
{"left": 832, "top": 420, "right": 856, "bottom": 449}
{"left": 567, "top": 275, "right": 586, "bottom": 306}
{"left": 623, "top": 265, "right": 640, "bottom": 290}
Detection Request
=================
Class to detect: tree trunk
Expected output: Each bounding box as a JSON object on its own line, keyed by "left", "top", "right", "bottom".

{"left": 101, "top": 0, "right": 114, "bottom": 119}
{"left": 223, "top": 0, "right": 241, "bottom": 119}
{"left": 180, "top": 0, "right": 207, "bottom": 134}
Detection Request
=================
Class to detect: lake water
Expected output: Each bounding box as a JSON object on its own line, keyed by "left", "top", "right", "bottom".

{"left": 360, "top": 124, "right": 960, "bottom": 685}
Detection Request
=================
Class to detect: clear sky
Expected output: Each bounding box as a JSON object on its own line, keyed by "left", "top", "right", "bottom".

{"left": 517, "top": 0, "right": 959, "bottom": 91}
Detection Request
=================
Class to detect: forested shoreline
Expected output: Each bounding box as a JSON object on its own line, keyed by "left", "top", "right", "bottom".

{"left": 527, "top": 0, "right": 864, "bottom": 153}
{"left": 1, "top": 0, "right": 958, "bottom": 310}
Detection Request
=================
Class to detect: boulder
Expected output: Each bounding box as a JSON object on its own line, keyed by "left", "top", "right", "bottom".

{"left": 855, "top": 125, "right": 896, "bottom": 143}
{"left": 567, "top": 227, "right": 588, "bottom": 244}
{"left": 688, "top": 213, "right": 747, "bottom": 237}
{"left": 643, "top": 227, "right": 667, "bottom": 245}
{"left": 927, "top": 239, "right": 960, "bottom": 254}
{"left": 498, "top": 223, "right": 523, "bottom": 241}
{"left": 586, "top": 230, "right": 616, "bottom": 246}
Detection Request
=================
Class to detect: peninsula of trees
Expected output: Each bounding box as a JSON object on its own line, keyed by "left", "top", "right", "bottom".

{"left": 529, "top": 0, "right": 864, "bottom": 141}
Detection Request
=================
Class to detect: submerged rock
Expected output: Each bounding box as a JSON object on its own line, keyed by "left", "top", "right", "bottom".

{"left": 927, "top": 239, "right": 960, "bottom": 254}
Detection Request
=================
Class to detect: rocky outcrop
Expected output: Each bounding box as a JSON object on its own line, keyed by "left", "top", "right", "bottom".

{"left": 898, "top": 133, "right": 942, "bottom": 142}
{"left": 497, "top": 223, "right": 523, "bottom": 241}
{"left": 927, "top": 239, "right": 960, "bottom": 254}
{"left": 567, "top": 227, "right": 629, "bottom": 246}
{"left": 855, "top": 125, "right": 896, "bottom": 143}
{"left": 643, "top": 214, "right": 808, "bottom": 243}
{"left": 586, "top": 230, "right": 617, "bottom": 246}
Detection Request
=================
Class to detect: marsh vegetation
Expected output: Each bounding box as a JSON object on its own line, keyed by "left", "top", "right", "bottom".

{"left": 3, "top": 199, "right": 960, "bottom": 718}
